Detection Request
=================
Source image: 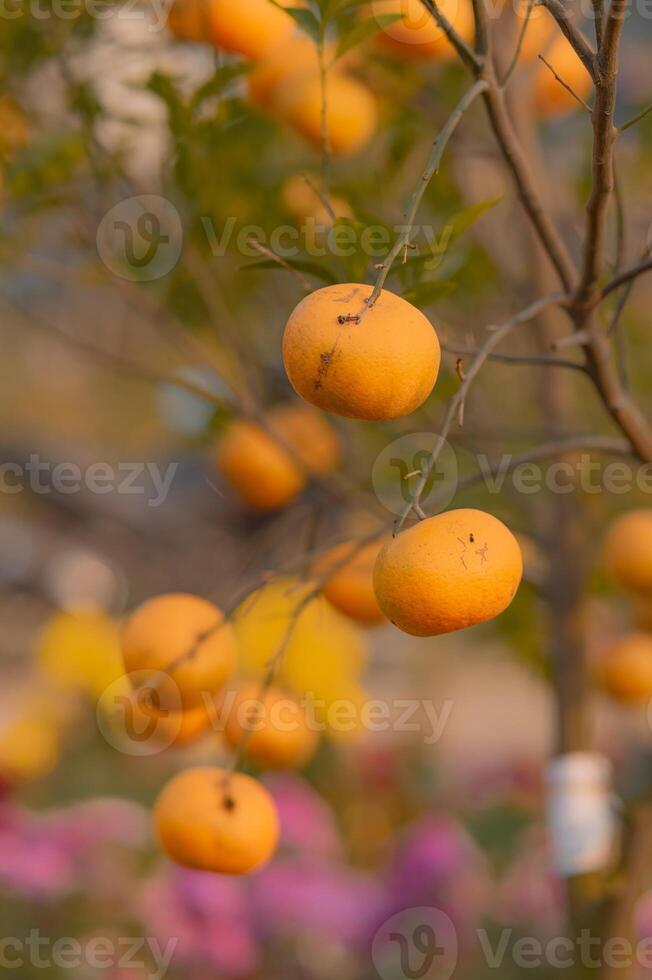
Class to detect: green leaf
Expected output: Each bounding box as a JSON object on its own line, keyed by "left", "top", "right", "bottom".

{"left": 239, "top": 257, "right": 338, "bottom": 285}
{"left": 335, "top": 13, "right": 402, "bottom": 59}
{"left": 446, "top": 196, "right": 502, "bottom": 244}
{"left": 401, "top": 280, "right": 456, "bottom": 308}
{"left": 270, "top": 2, "right": 322, "bottom": 42}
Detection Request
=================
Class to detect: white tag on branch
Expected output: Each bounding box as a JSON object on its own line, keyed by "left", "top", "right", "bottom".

{"left": 545, "top": 752, "right": 618, "bottom": 878}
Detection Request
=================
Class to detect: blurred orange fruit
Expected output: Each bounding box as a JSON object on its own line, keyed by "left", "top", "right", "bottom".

{"left": 248, "top": 33, "right": 321, "bottom": 109}
{"left": 154, "top": 766, "right": 279, "bottom": 873}
{"left": 280, "top": 174, "right": 352, "bottom": 225}
{"left": 167, "top": 0, "right": 298, "bottom": 56}
{"left": 0, "top": 97, "right": 28, "bottom": 158}
{"left": 596, "top": 633, "right": 652, "bottom": 703}
{"left": 373, "top": 509, "right": 523, "bottom": 635}
{"left": 216, "top": 403, "right": 340, "bottom": 511}
{"left": 314, "top": 538, "right": 387, "bottom": 625}
{"left": 121, "top": 593, "right": 236, "bottom": 709}
{"left": 274, "top": 71, "right": 378, "bottom": 157}
{"left": 220, "top": 682, "right": 319, "bottom": 768}
{"left": 603, "top": 510, "right": 652, "bottom": 594}
{"left": 283, "top": 283, "right": 440, "bottom": 420}
{"left": 369, "top": 0, "right": 474, "bottom": 59}
{"left": 534, "top": 34, "right": 592, "bottom": 116}
{"left": 125, "top": 693, "right": 215, "bottom": 748}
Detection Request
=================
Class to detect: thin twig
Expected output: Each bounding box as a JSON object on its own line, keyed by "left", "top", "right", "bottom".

{"left": 442, "top": 343, "right": 586, "bottom": 372}
{"left": 394, "top": 293, "right": 567, "bottom": 532}
{"left": 540, "top": 0, "right": 598, "bottom": 78}
{"left": 538, "top": 54, "right": 593, "bottom": 112}
{"left": 363, "top": 79, "right": 488, "bottom": 312}
{"left": 602, "top": 255, "right": 652, "bottom": 297}
{"left": 501, "top": 0, "right": 535, "bottom": 86}
{"left": 619, "top": 102, "right": 652, "bottom": 133}
{"left": 418, "top": 0, "right": 482, "bottom": 70}
{"left": 246, "top": 238, "right": 312, "bottom": 290}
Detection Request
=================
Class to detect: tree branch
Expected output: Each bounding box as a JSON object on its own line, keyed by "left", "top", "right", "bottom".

{"left": 366, "top": 79, "right": 489, "bottom": 309}
{"left": 540, "top": 0, "right": 598, "bottom": 78}
{"left": 395, "top": 293, "right": 567, "bottom": 531}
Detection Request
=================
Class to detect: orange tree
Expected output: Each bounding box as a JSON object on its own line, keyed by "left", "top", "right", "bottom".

{"left": 3, "top": 0, "right": 652, "bottom": 974}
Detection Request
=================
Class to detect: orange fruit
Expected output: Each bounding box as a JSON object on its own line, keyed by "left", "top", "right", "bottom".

{"left": 125, "top": 693, "right": 214, "bottom": 748}
{"left": 274, "top": 71, "right": 378, "bottom": 157}
{"left": 209, "top": 0, "right": 297, "bottom": 59}
{"left": 216, "top": 403, "right": 340, "bottom": 511}
{"left": 283, "top": 283, "right": 440, "bottom": 420}
{"left": 313, "top": 538, "right": 387, "bottom": 625}
{"left": 280, "top": 175, "right": 352, "bottom": 225}
{"left": 373, "top": 509, "right": 523, "bottom": 636}
{"left": 166, "top": 0, "right": 210, "bottom": 41}
{"left": 220, "top": 682, "right": 319, "bottom": 768}
{"left": 368, "top": 0, "right": 474, "bottom": 60}
{"left": 154, "top": 767, "right": 279, "bottom": 874}
{"left": 533, "top": 34, "right": 592, "bottom": 116}
{"left": 248, "top": 33, "right": 320, "bottom": 109}
{"left": 167, "top": 0, "right": 301, "bottom": 54}
{"left": 121, "top": 593, "right": 236, "bottom": 709}
{"left": 596, "top": 633, "right": 652, "bottom": 703}
{"left": 603, "top": 510, "right": 652, "bottom": 594}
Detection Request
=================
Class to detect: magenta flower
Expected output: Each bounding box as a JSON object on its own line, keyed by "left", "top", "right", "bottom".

{"left": 387, "top": 815, "right": 489, "bottom": 937}
{"left": 264, "top": 774, "right": 343, "bottom": 861}
{"left": 250, "top": 857, "right": 387, "bottom": 948}
{"left": 139, "top": 867, "right": 258, "bottom": 976}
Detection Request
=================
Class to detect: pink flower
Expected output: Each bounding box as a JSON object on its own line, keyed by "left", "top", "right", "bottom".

{"left": 139, "top": 868, "right": 258, "bottom": 976}
{"left": 387, "top": 815, "right": 489, "bottom": 938}
{"left": 250, "top": 858, "right": 386, "bottom": 947}
{"left": 265, "top": 774, "right": 343, "bottom": 861}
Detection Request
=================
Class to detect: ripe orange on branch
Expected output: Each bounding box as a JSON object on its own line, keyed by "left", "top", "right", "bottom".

{"left": 154, "top": 767, "right": 280, "bottom": 874}
{"left": 596, "top": 633, "right": 652, "bottom": 704}
{"left": 220, "top": 682, "right": 319, "bottom": 769}
{"left": 603, "top": 510, "right": 652, "bottom": 594}
{"left": 313, "top": 538, "right": 388, "bottom": 625}
{"left": 283, "top": 283, "right": 440, "bottom": 420}
{"left": 373, "top": 509, "right": 523, "bottom": 636}
{"left": 121, "top": 593, "right": 236, "bottom": 709}
{"left": 216, "top": 402, "right": 340, "bottom": 511}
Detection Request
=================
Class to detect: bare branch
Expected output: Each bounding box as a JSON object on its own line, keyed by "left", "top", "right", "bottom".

{"left": 540, "top": 0, "right": 598, "bottom": 78}
{"left": 245, "top": 237, "right": 313, "bottom": 291}
{"left": 395, "top": 293, "right": 567, "bottom": 531}
{"left": 365, "top": 79, "right": 489, "bottom": 309}
{"left": 538, "top": 54, "right": 592, "bottom": 113}
{"left": 481, "top": 79, "right": 578, "bottom": 290}
{"left": 470, "top": 0, "right": 490, "bottom": 56}
{"left": 619, "top": 102, "right": 652, "bottom": 133}
{"left": 443, "top": 344, "right": 587, "bottom": 372}
{"left": 501, "top": 0, "right": 535, "bottom": 86}
{"left": 602, "top": 255, "right": 652, "bottom": 297}
{"left": 417, "top": 0, "right": 482, "bottom": 70}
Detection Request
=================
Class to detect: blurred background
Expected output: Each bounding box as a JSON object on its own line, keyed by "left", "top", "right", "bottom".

{"left": 2, "top": 0, "right": 652, "bottom": 977}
